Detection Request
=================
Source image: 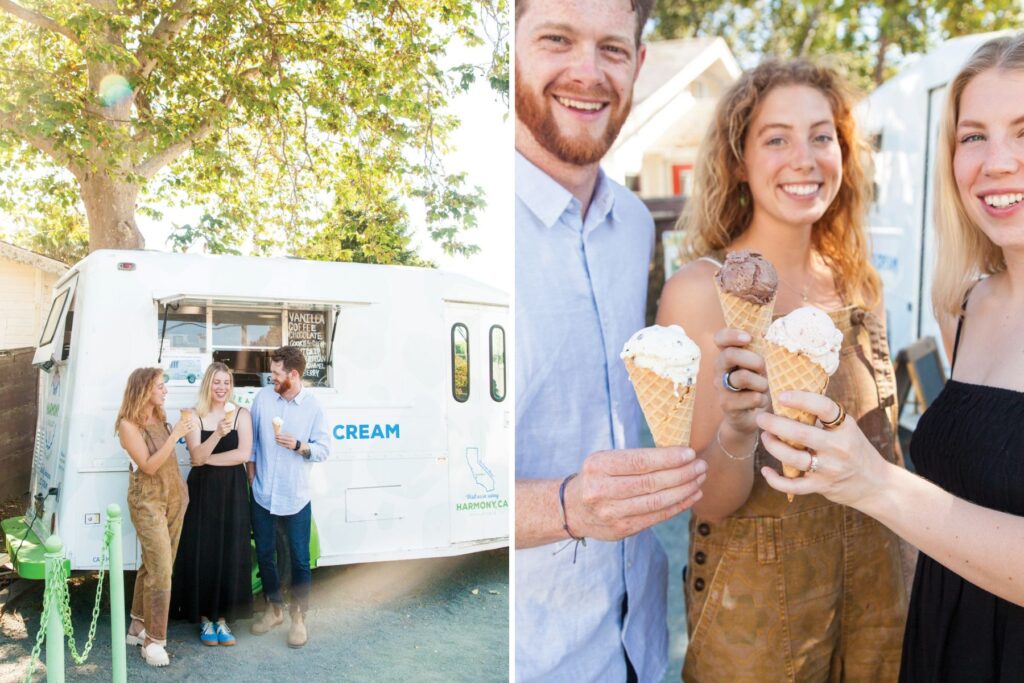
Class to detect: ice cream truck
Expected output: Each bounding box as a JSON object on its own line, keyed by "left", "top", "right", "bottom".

{"left": 3, "top": 250, "right": 510, "bottom": 579}
{"left": 859, "top": 31, "right": 1013, "bottom": 358}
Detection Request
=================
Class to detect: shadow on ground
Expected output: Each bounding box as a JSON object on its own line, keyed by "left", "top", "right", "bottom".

{"left": 1, "top": 548, "right": 508, "bottom": 682}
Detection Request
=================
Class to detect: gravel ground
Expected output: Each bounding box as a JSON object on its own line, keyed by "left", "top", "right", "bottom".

{"left": 1, "top": 549, "right": 508, "bottom": 682}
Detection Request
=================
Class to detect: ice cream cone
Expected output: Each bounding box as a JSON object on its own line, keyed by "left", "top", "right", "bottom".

{"left": 272, "top": 417, "right": 283, "bottom": 435}
{"left": 764, "top": 339, "right": 829, "bottom": 501}
{"left": 624, "top": 356, "right": 697, "bottom": 448}
{"left": 714, "top": 279, "right": 776, "bottom": 355}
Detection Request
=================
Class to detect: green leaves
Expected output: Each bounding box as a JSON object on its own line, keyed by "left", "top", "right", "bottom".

{"left": 0, "top": 0, "right": 508, "bottom": 259}
{"left": 651, "top": 0, "right": 1024, "bottom": 90}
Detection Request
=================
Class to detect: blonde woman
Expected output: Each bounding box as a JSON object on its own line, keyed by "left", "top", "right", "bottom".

{"left": 656, "top": 59, "right": 909, "bottom": 681}
{"left": 116, "top": 367, "right": 192, "bottom": 667}
{"left": 759, "top": 34, "right": 1024, "bottom": 681}
{"left": 171, "top": 363, "right": 253, "bottom": 646}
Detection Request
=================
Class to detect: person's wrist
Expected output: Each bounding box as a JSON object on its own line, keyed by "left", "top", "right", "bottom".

{"left": 719, "top": 421, "right": 758, "bottom": 457}
{"left": 559, "top": 474, "right": 586, "bottom": 541}
{"left": 854, "top": 458, "right": 898, "bottom": 516}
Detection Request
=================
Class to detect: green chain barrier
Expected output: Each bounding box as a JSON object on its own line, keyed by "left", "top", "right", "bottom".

{"left": 22, "top": 516, "right": 116, "bottom": 682}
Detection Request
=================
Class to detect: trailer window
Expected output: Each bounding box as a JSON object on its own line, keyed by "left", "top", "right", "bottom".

{"left": 162, "top": 306, "right": 207, "bottom": 352}
{"left": 489, "top": 325, "right": 505, "bottom": 402}
{"left": 213, "top": 310, "right": 282, "bottom": 349}
{"left": 452, "top": 323, "right": 469, "bottom": 402}
{"left": 39, "top": 288, "right": 70, "bottom": 347}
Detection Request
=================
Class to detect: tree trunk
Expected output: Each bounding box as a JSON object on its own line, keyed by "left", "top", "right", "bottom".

{"left": 80, "top": 173, "right": 144, "bottom": 251}
{"left": 874, "top": 32, "right": 890, "bottom": 86}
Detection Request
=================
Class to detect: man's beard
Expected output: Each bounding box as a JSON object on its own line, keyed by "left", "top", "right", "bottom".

{"left": 515, "top": 71, "right": 631, "bottom": 166}
{"left": 273, "top": 375, "right": 294, "bottom": 395}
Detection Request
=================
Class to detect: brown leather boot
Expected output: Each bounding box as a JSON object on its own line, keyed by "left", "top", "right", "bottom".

{"left": 250, "top": 604, "right": 284, "bottom": 635}
{"left": 287, "top": 609, "right": 307, "bottom": 648}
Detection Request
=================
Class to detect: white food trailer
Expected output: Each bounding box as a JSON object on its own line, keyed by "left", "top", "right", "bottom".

{"left": 4, "top": 250, "right": 510, "bottom": 577}
{"left": 860, "top": 31, "right": 1013, "bottom": 358}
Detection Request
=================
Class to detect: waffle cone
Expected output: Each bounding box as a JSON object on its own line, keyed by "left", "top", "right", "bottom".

{"left": 624, "top": 357, "right": 696, "bottom": 448}
{"left": 273, "top": 423, "right": 282, "bottom": 435}
{"left": 764, "top": 340, "right": 829, "bottom": 501}
{"left": 714, "top": 280, "right": 775, "bottom": 356}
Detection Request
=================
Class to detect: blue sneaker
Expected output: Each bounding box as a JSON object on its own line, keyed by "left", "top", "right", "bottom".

{"left": 200, "top": 620, "right": 218, "bottom": 646}
{"left": 216, "top": 621, "right": 236, "bottom": 646}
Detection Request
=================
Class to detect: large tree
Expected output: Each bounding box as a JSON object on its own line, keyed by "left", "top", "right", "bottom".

{"left": 0, "top": 0, "right": 508, "bottom": 263}
{"left": 652, "top": 0, "right": 1023, "bottom": 90}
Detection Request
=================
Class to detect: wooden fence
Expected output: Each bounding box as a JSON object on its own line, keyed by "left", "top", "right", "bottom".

{"left": 0, "top": 347, "right": 37, "bottom": 501}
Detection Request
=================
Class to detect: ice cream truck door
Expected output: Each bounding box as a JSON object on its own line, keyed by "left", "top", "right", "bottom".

{"left": 444, "top": 303, "right": 510, "bottom": 545}
{"left": 29, "top": 272, "right": 79, "bottom": 539}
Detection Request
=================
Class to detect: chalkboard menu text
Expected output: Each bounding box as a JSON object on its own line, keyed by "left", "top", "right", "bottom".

{"left": 289, "top": 310, "right": 329, "bottom": 384}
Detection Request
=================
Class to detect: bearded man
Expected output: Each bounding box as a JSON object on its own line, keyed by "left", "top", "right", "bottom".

{"left": 248, "top": 345, "right": 328, "bottom": 649}
{"left": 514, "top": 1, "right": 707, "bottom": 681}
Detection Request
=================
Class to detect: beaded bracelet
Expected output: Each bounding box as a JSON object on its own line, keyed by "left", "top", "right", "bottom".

{"left": 717, "top": 425, "right": 757, "bottom": 461}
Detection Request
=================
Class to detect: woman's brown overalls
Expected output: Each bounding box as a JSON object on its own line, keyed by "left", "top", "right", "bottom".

{"left": 127, "top": 423, "right": 188, "bottom": 645}
{"left": 683, "top": 306, "right": 913, "bottom": 682}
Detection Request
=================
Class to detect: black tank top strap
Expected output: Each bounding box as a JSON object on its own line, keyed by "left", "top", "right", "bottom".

{"left": 950, "top": 281, "right": 981, "bottom": 374}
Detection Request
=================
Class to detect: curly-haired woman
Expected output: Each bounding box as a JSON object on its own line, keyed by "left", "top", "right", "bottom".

{"left": 116, "top": 367, "right": 192, "bottom": 667}
{"left": 657, "top": 60, "right": 911, "bottom": 681}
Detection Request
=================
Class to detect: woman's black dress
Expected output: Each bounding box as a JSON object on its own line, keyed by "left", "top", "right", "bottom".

{"left": 170, "top": 422, "right": 253, "bottom": 623}
{"left": 900, "top": 313, "right": 1024, "bottom": 681}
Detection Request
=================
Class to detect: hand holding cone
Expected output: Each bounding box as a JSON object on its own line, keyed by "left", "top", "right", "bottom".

{"left": 621, "top": 325, "right": 701, "bottom": 447}
{"left": 714, "top": 251, "right": 778, "bottom": 356}
{"left": 763, "top": 307, "right": 843, "bottom": 500}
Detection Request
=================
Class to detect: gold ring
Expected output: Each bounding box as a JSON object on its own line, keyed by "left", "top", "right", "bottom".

{"left": 821, "top": 402, "right": 846, "bottom": 430}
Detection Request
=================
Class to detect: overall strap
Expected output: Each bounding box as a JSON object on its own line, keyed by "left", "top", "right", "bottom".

{"left": 141, "top": 424, "right": 157, "bottom": 454}
{"left": 849, "top": 307, "right": 900, "bottom": 463}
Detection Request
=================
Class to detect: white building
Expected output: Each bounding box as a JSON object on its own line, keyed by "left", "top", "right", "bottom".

{"left": 605, "top": 37, "right": 742, "bottom": 198}
{"left": 0, "top": 240, "right": 68, "bottom": 350}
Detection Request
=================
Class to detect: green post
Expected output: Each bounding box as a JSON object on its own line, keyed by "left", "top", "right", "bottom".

{"left": 107, "top": 505, "right": 127, "bottom": 683}
{"left": 43, "top": 536, "right": 65, "bottom": 683}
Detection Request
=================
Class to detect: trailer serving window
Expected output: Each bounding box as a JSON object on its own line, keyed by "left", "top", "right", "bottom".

{"left": 157, "top": 300, "right": 335, "bottom": 388}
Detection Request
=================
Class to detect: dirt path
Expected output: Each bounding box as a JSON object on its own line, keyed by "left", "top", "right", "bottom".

{"left": 1, "top": 549, "right": 508, "bottom": 682}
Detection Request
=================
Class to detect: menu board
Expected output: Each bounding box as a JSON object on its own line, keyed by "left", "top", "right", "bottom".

{"left": 288, "top": 310, "right": 329, "bottom": 385}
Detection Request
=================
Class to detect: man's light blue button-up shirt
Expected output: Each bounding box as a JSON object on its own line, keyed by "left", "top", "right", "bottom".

{"left": 251, "top": 386, "right": 330, "bottom": 516}
{"left": 515, "top": 151, "right": 668, "bottom": 682}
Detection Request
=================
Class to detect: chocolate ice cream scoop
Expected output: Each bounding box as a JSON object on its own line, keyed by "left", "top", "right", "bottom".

{"left": 715, "top": 251, "right": 778, "bottom": 305}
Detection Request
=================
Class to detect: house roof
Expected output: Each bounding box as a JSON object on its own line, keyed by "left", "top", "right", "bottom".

{"left": 0, "top": 240, "right": 69, "bottom": 275}
{"left": 633, "top": 37, "right": 721, "bottom": 104}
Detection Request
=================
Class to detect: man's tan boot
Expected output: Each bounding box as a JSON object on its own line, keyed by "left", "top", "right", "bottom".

{"left": 250, "top": 604, "right": 284, "bottom": 635}
{"left": 287, "top": 609, "right": 307, "bottom": 648}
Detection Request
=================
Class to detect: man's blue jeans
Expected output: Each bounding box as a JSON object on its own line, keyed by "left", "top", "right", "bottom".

{"left": 251, "top": 500, "right": 311, "bottom": 614}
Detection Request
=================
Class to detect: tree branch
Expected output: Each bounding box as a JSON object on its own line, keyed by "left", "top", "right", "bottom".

{"left": 133, "top": 59, "right": 272, "bottom": 179}
{"left": 133, "top": 106, "right": 223, "bottom": 179}
{"left": 135, "top": 0, "right": 192, "bottom": 80}
{"left": 0, "top": 0, "right": 79, "bottom": 43}
{"left": 0, "top": 111, "right": 85, "bottom": 180}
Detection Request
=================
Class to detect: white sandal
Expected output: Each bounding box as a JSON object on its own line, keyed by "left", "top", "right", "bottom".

{"left": 125, "top": 628, "right": 147, "bottom": 647}
{"left": 141, "top": 641, "right": 170, "bottom": 667}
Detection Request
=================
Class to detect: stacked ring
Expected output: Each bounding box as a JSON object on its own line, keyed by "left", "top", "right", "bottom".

{"left": 723, "top": 369, "right": 742, "bottom": 392}
{"left": 821, "top": 402, "right": 847, "bottom": 430}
